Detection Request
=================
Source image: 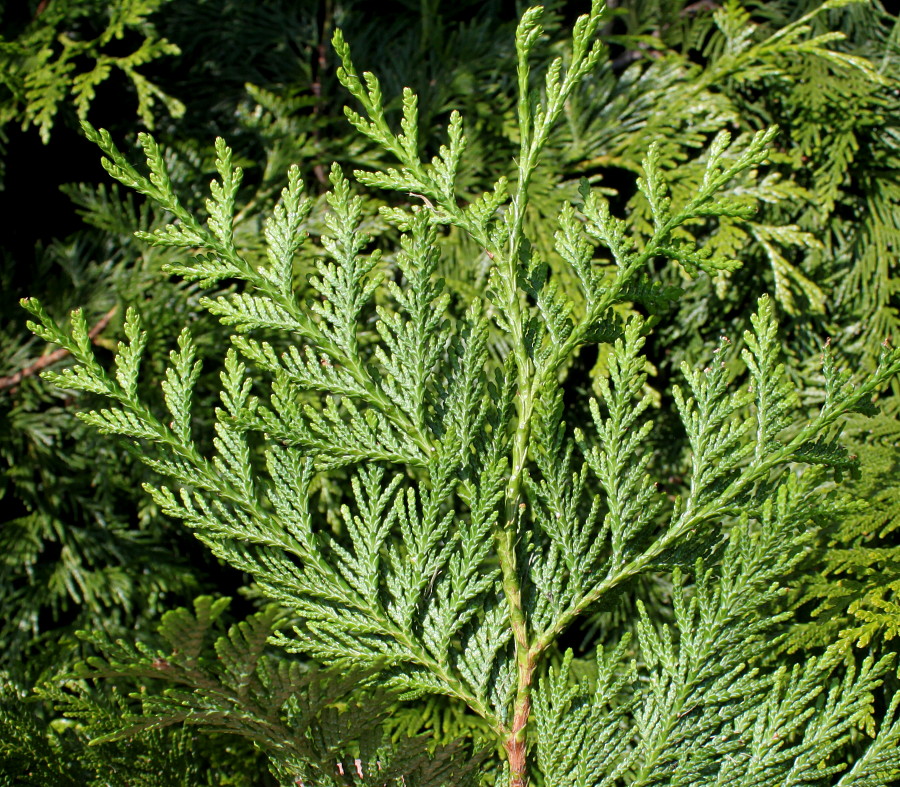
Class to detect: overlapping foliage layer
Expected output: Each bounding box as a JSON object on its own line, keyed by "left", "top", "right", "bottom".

{"left": 2, "top": 0, "right": 900, "bottom": 784}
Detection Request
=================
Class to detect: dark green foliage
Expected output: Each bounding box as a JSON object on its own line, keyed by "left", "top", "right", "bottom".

{"left": 47, "top": 597, "right": 486, "bottom": 785}
{"left": 0, "top": 680, "right": 221, "bottom": 786}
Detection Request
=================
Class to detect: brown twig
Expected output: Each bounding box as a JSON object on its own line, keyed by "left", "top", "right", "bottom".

{"left": 681, "top": 0, "right": 720, "bottom": 15}
{"left": 0, "top": 305, "right": 118, "bottom": 393}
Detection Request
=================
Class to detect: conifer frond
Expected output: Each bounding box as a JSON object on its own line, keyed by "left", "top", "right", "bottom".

{"left": 786, "top": 409, "right": 900, "bottom": 653}
{"left": 21, "top": 2, "right": 900, "bottom": 783}
{"left": 534, "top": 487, "right": 900, "bottom": 787}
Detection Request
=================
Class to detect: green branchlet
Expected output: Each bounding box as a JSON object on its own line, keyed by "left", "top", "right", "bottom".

{"left": 22, "top": 1, "right": 900, "bottom": 784}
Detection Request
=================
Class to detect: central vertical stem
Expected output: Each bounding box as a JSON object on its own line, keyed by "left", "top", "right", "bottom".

{"left": 497, "top": 55, "right": 539, "bottom": 775}
{"left": 497, "top": 383, "right": 536, "bottom": 786}
{"left": 504, "top": 644, "right": 535, "bottom": 786}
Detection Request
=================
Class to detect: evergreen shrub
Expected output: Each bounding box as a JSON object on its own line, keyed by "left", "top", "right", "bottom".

{"left": 6, "top": 0, "right": 900, "bottom": 784}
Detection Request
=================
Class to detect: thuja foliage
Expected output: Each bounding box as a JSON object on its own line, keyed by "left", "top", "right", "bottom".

{"left": 20, "top": 1, "right": 900, "bottom": 783}
{"left": 7, "top": 0, "right": 898, "bottom": 697}
{"left": 579, "top": 0, "right": 900, "bottom": 667}
{"left": 784, "top": 409, "right": 900, "bottom": 653}
{"left": 0, "top": 0, "right": 183, "bottom": 145}
{"left": 0, "top": 0, "right": 214, "bottom": 671}
{"left": 0, "top": 169, "right": 236, "bottom": 687}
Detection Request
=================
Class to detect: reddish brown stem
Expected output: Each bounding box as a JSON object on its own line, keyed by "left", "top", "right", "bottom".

{"left": 504, "top": 655, "right": 535, "bottom": 786}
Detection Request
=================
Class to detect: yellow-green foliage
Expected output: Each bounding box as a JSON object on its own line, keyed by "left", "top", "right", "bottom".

{"left": 0, "top": 0, "right": 183, "bottom": 142}
{"left": 787, "top": 408, "right": 900, "bottom": 652}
